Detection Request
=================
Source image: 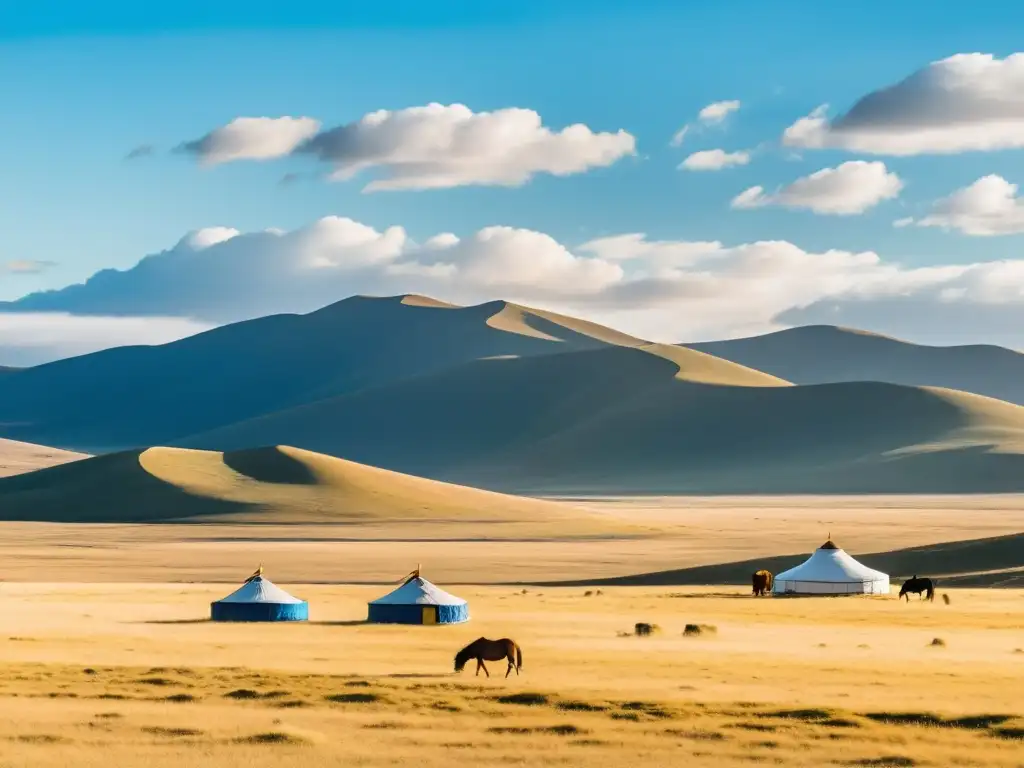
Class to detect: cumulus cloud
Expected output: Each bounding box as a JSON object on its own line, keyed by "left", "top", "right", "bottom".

{"left": 679, "top": 149, "right": 750, "bottom": 171}
{"left": 783, "top": 53, "right": 1024, "bottom": 155}
{"left": 9, "top": 215, "right": 1024, "bottom": 352}
{"left": 178, "top": 116, "right": 321, "bottom": 165}
{"left": 0, "top": 313, "right": 212, "bottom": 367}
{"left": 699, "top": 100, "right": 741, "bottom": 123}
{"left": 181, "top": 104, "right": 635, "bottom": 190}
{"left": 4, "top": 260, "right": 56, "bottom": 274}
{"left": 901, "top": 175, "right": 1024, "bottom": 236}
{"left": 732, "top": 161, "right": 903, "bottom": 215}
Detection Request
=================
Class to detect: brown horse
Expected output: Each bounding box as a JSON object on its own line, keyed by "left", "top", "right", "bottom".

{"left": 454, "top": 637, "right": 522, "bottom": 678}
{"left": 752, "top": 570, "right": 774, "bottom": 596}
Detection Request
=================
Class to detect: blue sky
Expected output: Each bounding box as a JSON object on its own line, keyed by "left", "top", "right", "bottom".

{"left": 3, "top": 1, "right": 1024, "bottom": 362}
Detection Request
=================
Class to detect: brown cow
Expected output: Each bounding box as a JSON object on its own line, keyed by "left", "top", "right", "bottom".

{"left": 752, "top": 570, "right": 773, "bottom": 596}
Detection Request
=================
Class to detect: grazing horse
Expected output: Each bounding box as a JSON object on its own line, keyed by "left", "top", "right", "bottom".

{"left": 752, "top": 570, "right": 774, "bottom": 597}
{"left": 899, "top": 575, "right": 935, "bottom": 602}
{"left": 454, "top": 637, "right": 522, "bottom": 678}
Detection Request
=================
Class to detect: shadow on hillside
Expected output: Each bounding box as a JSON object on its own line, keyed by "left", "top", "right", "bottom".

{"left": 541, "top": 531, "right": 1024, "bottom": 587}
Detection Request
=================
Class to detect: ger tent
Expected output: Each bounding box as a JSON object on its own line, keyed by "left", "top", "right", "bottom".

{"left": 368, "top": 567, "right": 469, "bottom": 625}
{"left": 211, "top": 566, "right": 309, "bottom": 622}
{"left": 772, "top": 539, "right": 889, "bottom": 596}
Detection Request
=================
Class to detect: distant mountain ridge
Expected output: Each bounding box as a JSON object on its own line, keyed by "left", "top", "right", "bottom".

{"left": 0, "top": 294, "right": 715, "bottom": 452}
{"left": 687, "top": 325, "right": 1024, "bottom": 406}
{"left": 4, "top": 295, "right": 1024, "bottom": 494}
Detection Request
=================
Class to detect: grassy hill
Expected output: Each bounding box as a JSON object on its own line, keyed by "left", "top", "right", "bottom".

{"left": 0, "top": 295, "right": 705, "bottom": 452}
{"left": 0, "top": 444, "right": 639, "bottom": 534}
{"left": 688, "top": 325, "right": 1024, "bottom": 405}
{"left": 181, "top": 342, "right": 1024, "bottom": 494}
{"left": 0, "top": 438, "right": 87, "bottom": 478}
{"left": 555, "top": 531, "right": 1024, "bottom": 588}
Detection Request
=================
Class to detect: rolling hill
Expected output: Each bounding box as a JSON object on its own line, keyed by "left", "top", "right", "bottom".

{"left": 0, "top": 294, "right": 716, "bottom": 452}
{"left": 0, "top": 438, "right": 87, "bottom": 478}
{"left": 0, "top": 444, "right": 637, "bottom": 534}
{"left": 180, "top": 343, "right": 1024, "bottom": 494}
{"left": 688, "top": 325, "right": 1024, "bottom": 405}
{"left": 554, "top": 531, "right": 1024, "bottom": 588}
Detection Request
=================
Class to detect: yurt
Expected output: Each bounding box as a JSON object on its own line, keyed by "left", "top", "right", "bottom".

{"left": 211, "top": 566, "right": 309, "bottom": 622}
{"left": 772, "top": 539, "right": 889, "bottom": 596}
{"left": 368, "top": 567, "right": 469, "bottom": 625}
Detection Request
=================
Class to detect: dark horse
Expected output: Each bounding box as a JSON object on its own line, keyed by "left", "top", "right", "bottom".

{"left": 752, "top": 570, "right": 774, "bottom": 597}
{"left": 454, "top": 637, "right": 523, "bottom": 678}
{"left": 899, "top": 575, "right": 935, "bottom": 602}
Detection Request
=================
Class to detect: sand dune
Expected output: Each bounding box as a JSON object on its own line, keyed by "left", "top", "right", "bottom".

{"left": 0, "top": 438, "right": 86, "bottom": 478}
{"left": 0, "top": 294, "right": 717, "bottom": 452}
{"left": 181, "top": 345, "right": 1024, "bottom": 493}
{"left": 689, "top": 325, "right": 1024, "bottom": 405}
{"left": 0, "top": 444, "right": 636, "bottom": 533}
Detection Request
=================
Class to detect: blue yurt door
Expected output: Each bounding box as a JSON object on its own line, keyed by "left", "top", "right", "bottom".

{"left": 421, "top": 606, "right": 438, "bottom": 624}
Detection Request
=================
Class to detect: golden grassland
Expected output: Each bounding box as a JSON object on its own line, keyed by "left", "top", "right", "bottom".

{"left": 0, "top": 495, "right": 1022, "bottom": 583}
{"left": 0, "top": 584, "right": 1022, "bottom": 767}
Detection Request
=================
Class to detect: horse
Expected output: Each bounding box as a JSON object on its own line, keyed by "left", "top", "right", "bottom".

{"left": 752, "top": 570, "right": 774, "bottom": 596}
{"left": 454, "top": 637, "right": 522, "bottom": 678}
{"left": 899, "top": 575, "right": 935, "bottom": 602}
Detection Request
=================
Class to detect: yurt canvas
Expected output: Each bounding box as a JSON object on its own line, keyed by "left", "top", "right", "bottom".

{"left": 211, "top": 566, "right": 308, "bottom": 622}
{"left": 772, "top": 539, "right": 889, "bottom": 596}
{"left": 368, "top": 568, "right": 469, "bottom": 625}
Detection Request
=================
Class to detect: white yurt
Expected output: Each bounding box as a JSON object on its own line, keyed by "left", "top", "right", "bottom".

{"left": 210, "top": 566, "right": 309, "bottom": 622}
{"left": 772, "top": 539, "right": 889, "bottom": 596}
{"left": 368, "top": 566, "right": 469, "bottom": 625}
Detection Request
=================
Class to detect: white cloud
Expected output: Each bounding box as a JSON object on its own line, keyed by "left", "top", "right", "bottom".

{"left": 698, "top": 100, "right": 741, "bottom": 123}
{"left": 3, "top": 260, "right": 56, "bottom": 274}
{"left": 182, "top": 104, "right": 635, "bottom": 191}
{"left": 669, "top": 125, "right": 689, "bottom": 147}
{"left": 901, "top": 175, "right": 1024, "bottom": 236}
{"left": 679, "top": 149, "right": 751, "bottom": 171}
{"left": 8, "top": 216, "right": 1024, "bottom": 358}
{"left": 732, "top": 161, "right": 903, "bottom": 215}
{"left": 783, "top": 53, "right": 1024, "bottom": 155}
{"left": 179, "top": 116, "right": 321, "bottom": 165}
{"left": 0, "top": 313, "right": 212, "bottom": 367}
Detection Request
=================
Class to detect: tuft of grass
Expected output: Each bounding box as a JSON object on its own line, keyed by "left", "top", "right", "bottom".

{"left": 164, "top": 693, "right": 196, "bottom": 703}
{"left": 846, "top": 758, "right": 915, "bottom": 767}
{"left": 273, "top": 700, "right": 310, "bottom": 709}
{"left": 344, "top": 680, "right": 371, "bottom": 687}
{"left": 557, "top": 701, "right": 608, "bottom": 712}
{"left": 224, "top": 689, "right": 262, "bottom": 700}
{"left": 362, "top": 721, "right": 408, "bottom": 730}
{"left": 863, "top": 712, "right": 942, "bottom": 726}
{"left": 763, "top": 708, "right": 836, "bottom": 722}
{"left": 325, "top": 692, "right": 382, "bottom": 704}
{"left": 13, "top": 734, "right": 67, "bottom": 744}
{"left": 137, "top": 677, "right": 175, "bottom": 686}
{"left": 495, "top": 692, "right": 548, "bottom": 706}
{"left": 929, "top": 637, "right": 946, "bottom": 647}
{"left": 941, "top": 593, "right": 951, "bottom": 605}
{"left": 683, "top": 623, "right": 717, "bottom": 637}
{"left": 610, "top": 712, "right": 641, "bottom": 721}
{"left": 143, "top": 726, "right": 203, "bottom": 737}
{"left": 664, "top": 728, "right": 726, "bottom": 741}
{"left": 992, "top": 727, "right": 1024, "bottom": 740}
{"left": 94, "top": 712, "right": 123, "bottom": 719}
{"left": 584, "top": 590, "right": 594, "bottom": 597}
{"left": 945, "top": 714, "right": 1013, "bottom": 729}
{"left": 236, "top": 731, "right": 309, "bottom": 745}
{"left": 431, "top": 701, "right": 461, "bottom": 712}
{"left": 543, "top": 724, "right": 586, "bottom": 735}
{"left": 83, "top": 668, "right": 97, "bottom": 675}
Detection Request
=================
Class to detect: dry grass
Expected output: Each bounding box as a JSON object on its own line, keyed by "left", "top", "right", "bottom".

{"left": 0, "top": 583, "right": 1021, "bottom": 766}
